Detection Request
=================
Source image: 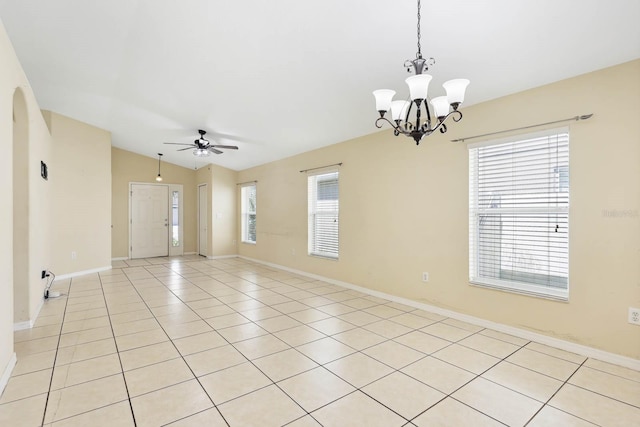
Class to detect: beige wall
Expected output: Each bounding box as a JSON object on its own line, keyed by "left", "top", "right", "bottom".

{"left": 12, "top": 89, "right": 29, "bottom": 323}
{"left": 195, "top": 164, "right": 238, "bottom": 257}
{"left": 211, "top": 164, "right": 238, "bottom": 256}
{"left": 195, "top": 166, "right": 212, "bottom": 256}
{"left": 112, "top": 147, "right": 198, "bottom": 258}
{"left": 238, "top": 60, "right": 640, "bottom": 359}
{"left": 0, "top": 19, "right": 54, "bottom": 385}
{"left": 47, "top": 111, "right": 112, "bottom": 275}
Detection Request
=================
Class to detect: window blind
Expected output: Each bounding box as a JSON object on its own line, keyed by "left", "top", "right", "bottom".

{"left": 308, "top": 170, "right": 339, "bottom": 258}
{"left": 469, "top": 128, "right": 569, "bottom": 299}
{"left": 241, "top": 183, "right": 256, "bottom": 243}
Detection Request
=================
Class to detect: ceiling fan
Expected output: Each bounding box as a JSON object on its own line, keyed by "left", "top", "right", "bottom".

{"left": 164, "top": 129, "right": 239, "bottom": 157}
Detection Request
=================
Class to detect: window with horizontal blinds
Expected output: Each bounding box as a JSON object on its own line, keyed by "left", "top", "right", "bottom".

{"left": 469, "top": 129, "right": 569, "bottom": 299}
{"left": 240, "top": 183, "right": 256, "bottom": 243}
{"left": 308, "top": 170, "right": 339, "bottom": 259}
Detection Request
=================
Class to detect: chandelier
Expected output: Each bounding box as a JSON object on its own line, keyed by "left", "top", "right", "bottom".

{"left": 373, "top": 0, "right": 469, "bottom": 145}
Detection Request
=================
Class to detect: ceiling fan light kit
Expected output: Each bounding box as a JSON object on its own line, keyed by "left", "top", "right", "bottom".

{"left": 164, "top": 129, "right": 239, "bottom": 157}
{"left": 373, "top": 0, "right": 469, "bottom": 145}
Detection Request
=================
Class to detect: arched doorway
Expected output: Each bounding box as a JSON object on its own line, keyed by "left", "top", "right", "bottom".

{"left": 13, "top": 88, "right": 30, "bottom": 326}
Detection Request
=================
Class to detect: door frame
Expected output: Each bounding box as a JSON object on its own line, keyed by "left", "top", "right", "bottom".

{"left": 129, "top": 182, "right": 183, "bottom": 259}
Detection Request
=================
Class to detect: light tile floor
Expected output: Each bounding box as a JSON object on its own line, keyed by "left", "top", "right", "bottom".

{"left": 1, "top": 256, "right": 639, "bottom": 426}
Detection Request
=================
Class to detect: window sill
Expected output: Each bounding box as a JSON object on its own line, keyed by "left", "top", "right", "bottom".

{"left": 309, "top": 253, "right": 339, "bottom": 261}
{"left": 469, "top": 279, "right": 568, "bottom": 302}
{"left": 241, "top": 241, "right": 256, "bottom": 245}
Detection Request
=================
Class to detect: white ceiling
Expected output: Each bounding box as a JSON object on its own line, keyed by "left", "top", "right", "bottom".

{"left": 1, "top": 0, "right": 639, "bottom": 171}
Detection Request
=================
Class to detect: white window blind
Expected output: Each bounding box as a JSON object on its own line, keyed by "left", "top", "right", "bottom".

{"left": 241, "top": 183, "right": 256, "bottom": 243}
{"left": 308, "top": 170, "right": 339, "bottom": 259}
{"left": 469, "top": 128, "right": 569, "bottom": 299}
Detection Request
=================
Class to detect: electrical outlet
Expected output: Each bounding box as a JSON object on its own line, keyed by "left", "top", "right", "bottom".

{"left": 629, "top": 307, "right": 640, "bottom": 325}
{"left": 71, "top": 251, "right": 77, "bottom": 260}
{"left": 422, "top": 272, "right": 429, "bottom": 282}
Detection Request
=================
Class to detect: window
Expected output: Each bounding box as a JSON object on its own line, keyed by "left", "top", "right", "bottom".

{"left": 241, "top": 183, "right": 257, "bottom": 243}
{"left": 308, "top": 170, "right": 339, "bottom": 258}
{"left": 168, "top": 184, "right": 183, "bottom": 257}
{"left": 468, "top": 129, "right": 569, "bottom": 299}
{"left": 171, "top": 190, "right": 180, "bottom": 247}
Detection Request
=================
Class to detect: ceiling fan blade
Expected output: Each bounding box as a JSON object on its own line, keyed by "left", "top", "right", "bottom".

{"left": 208, "top": 147, "right": 224, "bottom": 155}
{"left": 211, "top": 145, "right": 239, "bottom": 150}
{"left": 164, "top": 142, "right": 194, "bottom": 146}
{"left": 177, "top": 147, "right": 193, "bottom": 151}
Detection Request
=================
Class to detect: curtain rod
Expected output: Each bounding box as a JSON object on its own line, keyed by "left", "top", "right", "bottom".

{"left": 236, "top": 180, "right": 257, "bottom": 186}
{"left": 451, "top": 114, "right": 593, "bottom": 143}
{"left": 299, "top": 162, "right": 343, "bottom": 173}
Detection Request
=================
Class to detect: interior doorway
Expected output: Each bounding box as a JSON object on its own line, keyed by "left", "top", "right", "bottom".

{"left": 130, "top": 183, "right": 169, "bottom": 259}
{"left": 198, "top": 184, "right": 208, "bottom": 256}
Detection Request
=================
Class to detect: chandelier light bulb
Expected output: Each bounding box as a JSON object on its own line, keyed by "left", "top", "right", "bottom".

{"left": 405, "top": 74, "right": 432, "bottom": 101}
{"left": 373, "top": 89, "right": 396, "bottom": 115}
{"left": 430, "top": 96, "right": 450, "bottom": 120}
{"left": 443, "top": 79, "right": 470, "bottom": 107}
{"left": 391, "top": 100, "right": 410, "bottom": 122}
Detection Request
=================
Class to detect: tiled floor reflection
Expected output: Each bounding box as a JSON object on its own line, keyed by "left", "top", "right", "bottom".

{"left": 1, "top": 255, "right": 639, "bottom": 426}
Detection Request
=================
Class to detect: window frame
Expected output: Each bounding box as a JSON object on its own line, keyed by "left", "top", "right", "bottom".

{"left": 240, "top": 183, "right": 257, "bottom": 244}
{"left": 468, "top": 128, "right": 570, "bottom": 300}
{"left": 307, "top": 169, "right": 340, "bottom": 260}
{"left": 168, "top": 184, "right": 183, "bottom": 257}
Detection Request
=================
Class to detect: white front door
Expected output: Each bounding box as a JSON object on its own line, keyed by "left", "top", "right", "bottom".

{"left": 198, "top": 184, "right": 208, "bottom": 256}
{"left": 131, "top": 184, "right": 169, "bottom": 258}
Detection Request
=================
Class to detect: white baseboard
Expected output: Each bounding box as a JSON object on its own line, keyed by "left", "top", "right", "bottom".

{"left": 112, "top": 254, "right": 233, "bottom": 262}
{"left": 239, "top": 256, "right": 640, "bottom": 371}
{"left": 13, "top": 293, "right": 45, "bottom": 331}
{"left": 0, "top": 353, "right": 17, "bottom": 395}
{"left": 13, "top": 320, "right": 32, "bottom": 331}
{"left": 207, "top": 254, "right": 239, "bottom": 260}
{"left": 54, "top": 265, "right": 112, "bottom": 281}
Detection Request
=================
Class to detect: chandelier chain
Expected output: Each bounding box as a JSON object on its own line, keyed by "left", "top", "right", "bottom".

{"left": 416, "top": 0, "right": 421, "bottom": 57}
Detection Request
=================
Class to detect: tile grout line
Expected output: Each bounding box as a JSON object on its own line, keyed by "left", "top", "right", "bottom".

{"left": 96, "top": 271, "right": 139, "bottom": 427}
{"left": 25, "top": 262, "right": 514, "bottom": 425}
{"left": 56, "top": 256, "right": 636, "bottom": 426}
{"left": 178, "top": 261, "right": 448, "bottom": 424}
{"left": 139, "top": 259, "right": 351, "bottom": 424}
{"left": 399, "top": 329, "right": 534, "bottom": 426}
{"left": 39, "top": 278, "right": 72, "bottom": 427}
{"left": 146, "top": 259, "right": 324, "bottom": 424}
{"left": 522, "top": 358, "right": 593, "bottom": 426}
{"left": 140, "top": 259, "right": 480, "bottom": 425}
{"left": 35, "top": 273, "right": 156, "bottom": 425}
{"left": 118, "top": 263, "right": 232, "bottom": 427}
